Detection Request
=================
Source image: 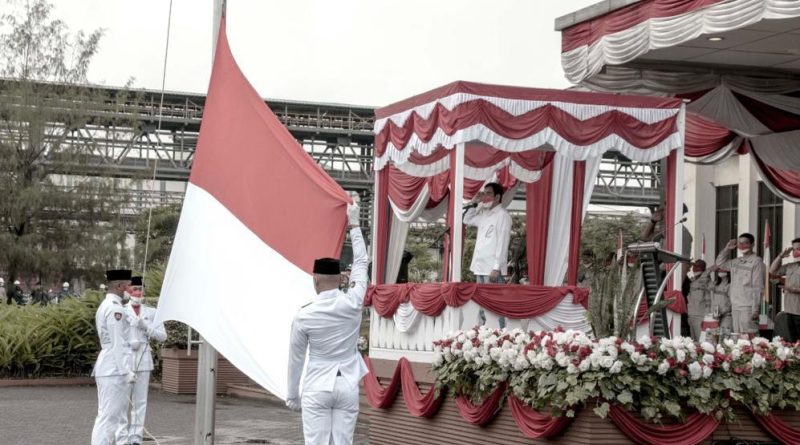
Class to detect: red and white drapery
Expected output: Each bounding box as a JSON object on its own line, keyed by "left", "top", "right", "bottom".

{"left": 560, "top": 0, "right": 800, "bottom": 85}
{"left": 559, "top": 0, "right": 800, "bottom": 201}
{"left": 371, "top": 81, "right": 686, "bottom": 333}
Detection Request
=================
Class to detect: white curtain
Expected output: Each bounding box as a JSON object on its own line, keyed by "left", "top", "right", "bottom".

{"left": 527, "top": 294, "right": 591, "bottom": 333}
{"left": 542, "top": 153, "right": 602, "bottom": 286}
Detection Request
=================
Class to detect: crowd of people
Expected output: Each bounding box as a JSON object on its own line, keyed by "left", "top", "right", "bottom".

{"left": 2, "top": 279, "right": 90, "bottom": 306}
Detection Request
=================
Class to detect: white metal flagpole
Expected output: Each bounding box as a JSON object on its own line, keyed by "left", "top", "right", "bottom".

{"left": 194, "top": 1, "right": 225, "bottom": 444}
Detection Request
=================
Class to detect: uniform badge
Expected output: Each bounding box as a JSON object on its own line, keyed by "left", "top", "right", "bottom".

{"left": 114, "top": 312, "right": 122, "bottom": 321}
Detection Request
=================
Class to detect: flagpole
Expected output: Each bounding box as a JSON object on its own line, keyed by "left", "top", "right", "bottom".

{"left": 194, "top": 2, "right": 225, "bottom": 444}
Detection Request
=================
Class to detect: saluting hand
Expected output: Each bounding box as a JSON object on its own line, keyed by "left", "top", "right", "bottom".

{"left": 782, "top": 247, "right": 793, "bottom": 258}
{"left": 725, "top": 239, "right": 737, "bottom": 250}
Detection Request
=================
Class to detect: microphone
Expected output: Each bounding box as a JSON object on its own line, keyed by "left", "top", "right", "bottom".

{"left": 654, "top": 216, "right": 688, "bottom": 240}
{"left": 463, "top": 202, "right": 478, "bottom": 210}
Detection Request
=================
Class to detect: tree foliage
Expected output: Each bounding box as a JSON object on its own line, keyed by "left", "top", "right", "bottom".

{"left": 0, "top": 0, "right": 139, "bottom": 285}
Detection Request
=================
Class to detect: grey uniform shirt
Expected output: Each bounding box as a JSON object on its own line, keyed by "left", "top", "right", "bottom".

{"left": 92, "top": 293, "right": 132, "bottom": 377}
{"left": 123, "top": 304, "right": 167, "bottom": 372}
{"left": 779, "top": 262, "right": 800, "bottom": 315}
{"left": 687, "top": 272, "right": 713, "bottom": 317}
{"left": 711, "top": 280, "right": 732, "bottom": 317}
{"left": 716, "top": 250, "right": 765, "bottom": 312}
{"left": 287, "top": 227, "right": 369, "bottom": 401}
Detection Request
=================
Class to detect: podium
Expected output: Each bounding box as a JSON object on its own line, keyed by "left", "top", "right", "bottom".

{"left": 627, "top": 242, "right": 689, "bottom": 338}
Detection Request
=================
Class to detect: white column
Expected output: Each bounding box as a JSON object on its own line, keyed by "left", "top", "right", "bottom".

{"left": 672, "top": 105, "right": 686, "bottom": 289}
{"left": 451, "top": 143, "right": 465, "bottom": 282}
{"left": 738, "top": 153, "right": 759, "bottom": 234}
{"left": 685, "top": 162, "right": 715, "bottom": 259}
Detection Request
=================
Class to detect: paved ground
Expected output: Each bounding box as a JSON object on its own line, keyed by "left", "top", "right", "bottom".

{"left": 0, "top": 385, "right": 369, "bottom": 444}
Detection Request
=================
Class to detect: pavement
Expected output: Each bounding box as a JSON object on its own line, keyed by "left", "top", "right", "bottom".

{"left": 0, "top": 385, "right": 369, "bottom": 444}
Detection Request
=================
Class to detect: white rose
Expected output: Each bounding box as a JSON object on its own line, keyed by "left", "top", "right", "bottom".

{"left": 579, "top": 359, "right": 591, "bottom": 372}
{"left": 731, "top": 348, "right": 741, "bottom": 360}
{"left": 751, "top": 353, "right": 766, "bottom": 369}
{"left": 676, "top": 349, "right": 686, "bottom": 363}
{"left": 609, "top": 360, "right": 623, "bottom": 374}
{"left": 702, "top": 354, "right": 715, "bottom": 365}
{"left": 657, "top": 361, "right": 670, "bottom": 375}
{"left": 722, "top": 361, "right": 730, "bottom": 371}
{"left": 600, "top": 356, "right": 615, "bottom": 369}
{"left": 688, "top": 361, "right": 702, "bottom": 380}
{"left": 702, "top": 365, "right": 713, "bottom": 379}
{"left": 701, "top": 342, "right": 715, "bottom": 354}
{"left": 567, "top": 363, "right": 579, "bottom": 374}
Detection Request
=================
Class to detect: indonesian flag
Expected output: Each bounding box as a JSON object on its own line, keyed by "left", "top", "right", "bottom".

{"left": 764, "top": 219, "right": 772, "bottom": 267}
{"left": 155, "top": 17, "right": 350, "bottom": 399}
{"left": 701, "top": 232, "right": 706, "bottom": 260}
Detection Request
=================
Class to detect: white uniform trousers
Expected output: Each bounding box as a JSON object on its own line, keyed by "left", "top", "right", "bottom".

{"left": 91, "top": 375, "right": 130, "bottom": 445}
{"left": 126, "top": 371, "right": 151, "bottom": 444}
{"left": 301, "top": 376, "right": 359, "bottom": 445}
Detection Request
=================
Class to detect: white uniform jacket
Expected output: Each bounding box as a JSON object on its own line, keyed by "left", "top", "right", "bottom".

{"left": 464, "top": 204, "right": 512, "bottom": 276}
{"left": 287, "top": 227, "right": 369, "bottom": 401}
{"left": 123, "top": 304, "right": 167, "bottom": 372}
{"left": 92, "top": 294, "right": 132, "bottom": 377}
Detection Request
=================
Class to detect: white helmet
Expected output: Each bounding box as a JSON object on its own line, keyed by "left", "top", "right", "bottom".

{"left": 62, "top": 282, "right": 69, "bottom": 288}
{"left": 13, "top": 280, "right": 20, "bottom": 285}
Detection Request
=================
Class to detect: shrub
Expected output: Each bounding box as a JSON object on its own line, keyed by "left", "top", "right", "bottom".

{"left": 0, "top": 292, "right": 102, "bottom": 378}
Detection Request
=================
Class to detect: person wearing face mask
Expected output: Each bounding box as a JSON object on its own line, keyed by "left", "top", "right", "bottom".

{"left": 286, "top": 200, "right": 368, "bottom": 445}
{"left": 686, "top": 260, "right": 712, "bottom": 340}
{"left": 709, "top": 267, "right": 733, "bottom": 335}
{"left": 769, "top": 237, "right": 800, "bottom": 341}
{"left": 122, "top": 276, "right": 166, "bottom": 445}
{"left": 464, "top": 183, "right": 512, "bottom": 285}
{"left": 91, "top": 269, "right": 134, "bottom": 445}
{"left": 715, "top": 233, "right": 765, "bottom": 336}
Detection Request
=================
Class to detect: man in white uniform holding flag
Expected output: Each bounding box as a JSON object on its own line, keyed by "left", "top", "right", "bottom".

{"left": 286, "top": 200, "right": 368, "bottom": 445}
{"left": 91, "top": 269, "right": 134, "bottom": 445}
{"left": 123, "top": 276, "right": 167, "bottom": 445}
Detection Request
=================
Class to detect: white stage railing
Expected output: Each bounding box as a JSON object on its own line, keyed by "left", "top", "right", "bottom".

{"left": 368, "top": 295, "right": 590, "bottom": 363}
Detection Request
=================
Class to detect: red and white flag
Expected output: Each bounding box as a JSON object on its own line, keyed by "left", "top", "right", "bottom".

{"left": 155, "top": 17, "right": 350, "bottom": 399}
{"left": 700, "top": 232, "right": 705, "bottom": 260}
{"left": 764, "top": 219, "right": 772, "bottom": 267}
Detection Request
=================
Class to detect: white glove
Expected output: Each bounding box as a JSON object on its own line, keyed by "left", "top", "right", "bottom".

{"left": 137, "top": 318, "right": 151, "bottom": 332}
{"left": 286, "top": 398, "right": 301, "bottom": 412}
{"left": 125, "top": 371, "right": 137, "bottom": 384}
{"left": 347, "top": 203, "right": 360, "bottom": 227}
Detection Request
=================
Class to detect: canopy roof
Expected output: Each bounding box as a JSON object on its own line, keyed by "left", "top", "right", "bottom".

{"left": 374, "top": 81, "right": 684, "bottom": 180}
{"left": 557, "top": 0, "right": 800, "bottom": 202}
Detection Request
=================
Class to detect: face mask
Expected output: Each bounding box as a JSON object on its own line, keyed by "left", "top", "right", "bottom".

{"left": 718, "top": 273, "right": 728, "bottom": 279}
{"left": 130, "top": 296, "right": 142, "bottom": 306}
{"left": 793, "top": 250, "right": 800, "bottom": 258}
{"left": 738, "top": 248, "right": 750, "bottom": 256}
{"left": 687, "top": 271, "right": 696, "bottom": 280}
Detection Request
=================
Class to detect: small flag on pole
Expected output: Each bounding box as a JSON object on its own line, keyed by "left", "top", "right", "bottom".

{"left": 701, "top": 232, "right": 706, "bottom": 260}
{"left": 760, "top": 219, "right": 772, "bottom": 327}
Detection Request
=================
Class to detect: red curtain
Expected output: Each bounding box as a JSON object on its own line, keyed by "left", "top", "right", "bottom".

{"left": 508, "top": 396, "right": 574, "bottom": 439}
{"left": 375, "top": 101, "right": 679, "bottom": 158}
{"left": 750, "top": 410, "right": 800, "bottom": 444}
{"left": 685, "top": 113, "right": 736, "bottom": 158}
{"left": 362, "top": 356, "right": 445, "bottom": 417}
{"left": 527, "top": 161, "right": 554, "bottom": 285}
{"left": 387, "top": 165, "right": 451, "bottom": 211}
{"left": 607, "top": 405, "right": 719, "bottom": 445}
{"left": 365, "top": 283, "right": 589, "bottom": 318}
{"left": 566, "top": 160, "right": 586, "bottom": 285}
{"left": 454, "top": 383, "right": 507, "bottom": 426}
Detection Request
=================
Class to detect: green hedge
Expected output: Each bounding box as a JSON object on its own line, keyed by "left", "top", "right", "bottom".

{"left": 0, "top": 291, "right": 103, "bottom": 378}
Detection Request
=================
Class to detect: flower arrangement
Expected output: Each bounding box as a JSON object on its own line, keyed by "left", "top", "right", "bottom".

{"left": 432, "top": 326, "right": 800, "bottom": 422}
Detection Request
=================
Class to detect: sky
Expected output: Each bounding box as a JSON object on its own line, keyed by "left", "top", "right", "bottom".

{"left": 45, "top": 0, "right": 598, "bottom": 106}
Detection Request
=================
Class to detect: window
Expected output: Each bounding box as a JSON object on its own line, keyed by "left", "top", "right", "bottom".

{"left": 715, "top": 185, "right": 738, "bottom": 258}
{"left": 757, "top": 182, "right": 783, "bottom": 314}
